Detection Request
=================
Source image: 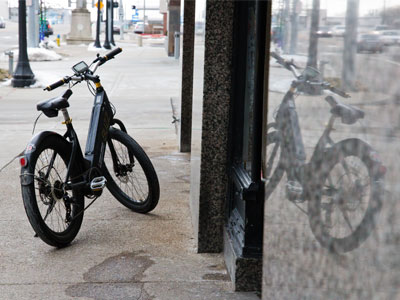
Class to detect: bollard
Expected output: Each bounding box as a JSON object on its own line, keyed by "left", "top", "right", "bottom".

{"left": 56, "top": 34, "right": 60, "bottom": 47}
{"left": 138, "top": 35, "right": 143, "bottom": 47}
{"left": 4, "top": 51, "right": 14, "bottom": 76}
{"left": 174, "top": 31, "right": 180, "bottom": 59}
{"left": 319, "top": 60, "right": 329, "bottom": 78}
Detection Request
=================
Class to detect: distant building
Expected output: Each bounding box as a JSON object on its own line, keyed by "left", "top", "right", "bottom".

{"left": 0, "top": 0, "right": 8, "bottom": 19}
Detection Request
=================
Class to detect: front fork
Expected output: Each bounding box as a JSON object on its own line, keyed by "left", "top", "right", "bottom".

{"left": 107, "top": 119, "right": 135, "bottom": 177}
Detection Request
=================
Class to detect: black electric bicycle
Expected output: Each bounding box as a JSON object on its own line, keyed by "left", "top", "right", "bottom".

{"left": 20, "top": 48, "right": 160, "bottom": 248}
{"left": 266, "top": 52, "right": 386, "bottom": 253}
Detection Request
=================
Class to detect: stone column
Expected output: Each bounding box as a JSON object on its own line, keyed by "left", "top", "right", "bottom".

{"left": 190, "top": 0, "right": 235, "bottom": 253}
{"left": 179, "top": 0, "right": 195, "bottom": 152}
{"left": 67, "top": 0, "right": 94, "bottom": 45}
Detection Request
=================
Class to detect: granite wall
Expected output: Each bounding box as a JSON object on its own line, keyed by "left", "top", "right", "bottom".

{"left": 189, "top": 0, "right": 235, "bottom": 253}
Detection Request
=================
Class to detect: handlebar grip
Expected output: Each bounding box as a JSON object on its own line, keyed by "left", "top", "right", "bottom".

{"left": 99, "top": 47, "right": 123, "bottom": 66}
{"left": 44, "top": 77, "right": 68, "bottom": 91}
{"left": 105, "top": 47, "right": 122, "bottom": 60}
{"left": 330, "top": 86, "right": 351, "bottom": 98}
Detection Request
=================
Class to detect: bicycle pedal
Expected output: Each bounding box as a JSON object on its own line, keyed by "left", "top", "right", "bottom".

{"left": 286, "top": 180, "right": 304, "bottom": 201}
{"left": 90, "top": 176, "right": 107, "bottom": 191}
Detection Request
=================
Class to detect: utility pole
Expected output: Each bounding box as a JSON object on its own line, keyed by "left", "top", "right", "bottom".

{"left": 342, "top": 0, "right": 359, "bottom": 91}
{"left": 289, "top": 0, "right": 300, "bottom": 54}
{"left": 382, "top": 0, "right": 386, "bottom": 24}
{"left": 12, "top": 0, "right": 35, "bottom": 87}
{"left": 307, "top": 0, "right": 320, "bottom": 68}
{"left": 28, "top": 0, "right": 39, "bottom": 48}
{"left": 143, "top": 0, "right": 146, "bottom": 33}
{"left": 282, "top": 0, "right": 290, "bottom": 53}
{"left": 119, "top": 0, "right": 124, "bottom": 40}
{"left": 103, "top": 0, "right": 111, "bottom": 49}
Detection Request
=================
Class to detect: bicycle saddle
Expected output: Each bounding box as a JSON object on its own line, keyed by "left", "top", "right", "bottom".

{"left": 37, "top": 89, "right": 73, "bottom": 118}
{"left": 325, "top": 95, "right": 364, "bottom": 125}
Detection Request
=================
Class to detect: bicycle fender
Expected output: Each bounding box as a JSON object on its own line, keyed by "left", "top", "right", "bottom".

{"left": 111, "top": 118, "right": 128, "bottom": 134}
{"left": 20, "top": 131, "right": 70, "bottom": 186}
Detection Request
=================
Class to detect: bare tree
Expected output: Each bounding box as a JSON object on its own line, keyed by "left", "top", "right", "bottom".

{"left": 342, "top": 0, "right": 360, "bottom": 91}
{"left": 307, "top": 0, "right": 320, "bottom": 68}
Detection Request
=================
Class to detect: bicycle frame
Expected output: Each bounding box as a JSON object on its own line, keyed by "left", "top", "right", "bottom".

{"left": 270, "top": 82, "right": 339, "bottom": 196}
{"left": 60, "top": 86, "right": 114, "bottom": 191}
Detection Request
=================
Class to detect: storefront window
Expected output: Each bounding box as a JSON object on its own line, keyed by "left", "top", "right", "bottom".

{"left": 263, "top": 0, "right": 400, "bottom": 298}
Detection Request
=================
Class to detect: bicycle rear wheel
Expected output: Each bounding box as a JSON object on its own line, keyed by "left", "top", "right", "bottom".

{"left": 308, "top": 139, "right": 385, "bottom": 253}
{"left": 21, "top": 135, "right": 84, "bottom": 248}
{"left": 104, "top": 128, "right": 160, "bottom": 213}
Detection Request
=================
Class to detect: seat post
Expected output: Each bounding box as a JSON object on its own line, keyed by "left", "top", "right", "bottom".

{"left": 61, "top": 108, "right": 72, "bottom": 125}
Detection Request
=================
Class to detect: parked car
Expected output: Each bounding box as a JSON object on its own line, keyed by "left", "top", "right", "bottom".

{"left": 316, "top": 26, "right": 332, "bottom": 37}
{"left": 374, "top": 25, "right": 390, "bottom": 32}
{"left": 331, "top": 25, "right": 346, "bottom": 37}
{"left": 43, "top": 20, "right": 53, "bottom": 37}
{"left": 379, "top": 30, "right": 400, "bottom": 46}
{"left": 0, "top": 17, "right": 5, "bottom": 29}
{"left": 133, "top": 22, "right": 150, "bottom": 34}
{"left": 357, "top": 33, "right": 384, "bottom": 53}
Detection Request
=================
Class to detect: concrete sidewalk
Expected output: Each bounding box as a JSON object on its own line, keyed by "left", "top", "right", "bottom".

{"left": 0, "top": 42, "right": 259, "bottom": 299}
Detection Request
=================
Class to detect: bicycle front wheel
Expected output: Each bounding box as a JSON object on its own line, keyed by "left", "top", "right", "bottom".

{"left": 21, "top": 135, "right": 84, "bottom": 248}
{"left": 264, "top": 130, "right": 285, "bottom": 200}
{"left": 308, "top": 139, "right": 385, "bottom": 253}
{"left": 104, "top": 128, "right": 160, "bottom": 213}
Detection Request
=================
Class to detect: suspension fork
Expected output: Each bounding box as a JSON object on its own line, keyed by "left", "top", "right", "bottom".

{"left": 108, "top": 119, "right": 135, "bottom": 174}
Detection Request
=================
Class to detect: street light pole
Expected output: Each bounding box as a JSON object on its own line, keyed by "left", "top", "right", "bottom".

{"left": 103, "top": 0, "right": 111, "bottom": 49}
{"left": 12, "top": 0, "right": 35, "bottom": 87}
{"left": 94, "top": 0, "right": 102, "bottom": 47}
{"left": 110, "top": 0, "right": 115, "bottom": 45}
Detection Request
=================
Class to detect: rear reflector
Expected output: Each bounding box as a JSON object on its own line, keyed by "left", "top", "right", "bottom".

{"left": 19, "top": 156, "right": 27, "bottom": 167}
{"left": 379, "top": 165, "right": 387, "bottom": 175}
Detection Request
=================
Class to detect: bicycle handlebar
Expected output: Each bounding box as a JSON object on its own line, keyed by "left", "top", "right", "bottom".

{"left": 270, "top": 52, "right": 351, "bottom": 98}
{"left": 44, "top": 48, "right": 123, "bottom": 91}
{"left": 98, "top": 47, "right": 122, "bottom": 66}
{"left": 329, "top": 86, "right": 351, "bottom": 98}
{"left": 270, "top": 51, "right": 300, "bottom": 71}
{"left": 44, "top": 77, "right": 70, "bottom": 91}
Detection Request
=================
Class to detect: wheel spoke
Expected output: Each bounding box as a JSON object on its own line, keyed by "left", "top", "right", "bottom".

{"left": 339, "top": 205, "right": 354, "bottom": 232}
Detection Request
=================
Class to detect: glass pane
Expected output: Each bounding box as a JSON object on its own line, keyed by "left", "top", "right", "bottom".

{"left": 263, "top": 0, "right": 400, "bottom": 298}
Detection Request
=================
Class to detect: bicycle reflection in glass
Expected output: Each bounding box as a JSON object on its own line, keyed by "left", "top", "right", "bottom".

{"left": 265, "top": 52, "right": 386, "bottom": 253}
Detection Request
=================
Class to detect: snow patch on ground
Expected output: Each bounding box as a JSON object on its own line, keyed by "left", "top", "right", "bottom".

{"left": 39, "top": 39, "right": 59, "bottom": 50}
{"left": 0, "top": 47, "right": 62, "bottom": 62}
{"left": 27, "top": 47, "right": 62, "bottom": 61}
{"left": 87, "top": 43, "right": 118, "bottom": 52}
{"left": 1, "top": 71, "right": 63, "bottom": 89}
